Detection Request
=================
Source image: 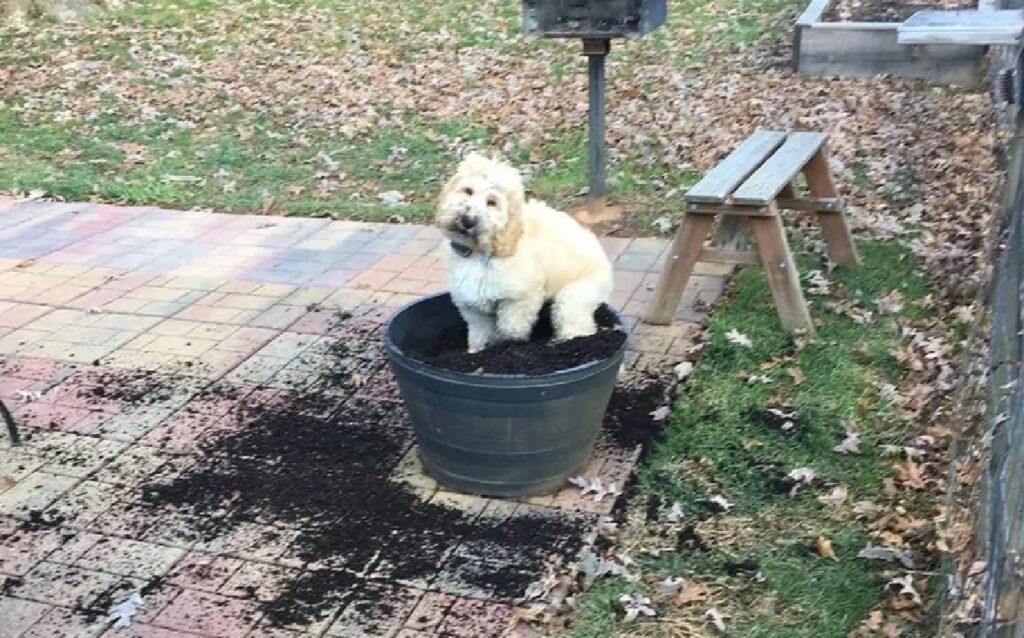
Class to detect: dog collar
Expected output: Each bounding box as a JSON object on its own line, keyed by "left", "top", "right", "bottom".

{"left": 450, "top": 240, "right": 492, "bottom": 266}
{"left": 450, "top": 241, "right": 474, "bottom": 258}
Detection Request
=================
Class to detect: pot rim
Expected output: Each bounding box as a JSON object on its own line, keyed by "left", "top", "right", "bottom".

{"left": 384, "top": 292, "right": 629, "bottom": 383}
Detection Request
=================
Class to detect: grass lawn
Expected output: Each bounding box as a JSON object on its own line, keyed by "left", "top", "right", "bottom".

{"left": 567, "top": 240, "right": 942, "bottom": 637}
{"left": 0, "top": 0, "right": 803, "bottom": 226}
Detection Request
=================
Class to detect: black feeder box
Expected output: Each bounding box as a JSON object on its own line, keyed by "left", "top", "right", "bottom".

{"left": 521, "top": 0, "right": 667, "bottom": 199}
{"left": 522, "top": 0, "right": 667, "bottom": 39}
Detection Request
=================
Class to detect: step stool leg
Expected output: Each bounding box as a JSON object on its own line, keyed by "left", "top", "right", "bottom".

{"left": 750, "top": 209, "right": 814, "bottom": 334}
{"left": 645, "top": 213, "right": 714, "bottom": 325}
{"left": 803, "top": 149, "right": 860, "bottom": 265}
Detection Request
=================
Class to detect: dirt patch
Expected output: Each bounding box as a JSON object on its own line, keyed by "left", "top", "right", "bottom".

{"left": 11, "top": 332, "right": 666, "bottom": 628}
{"left": 822, "top": 0, "right": 974, "bottom": 22}
{"left": 128, "top": 333, "right": 649, "bottom": 627}
{"left": 138, "top": 385, "right": 593, "bottom": 626}
{"left": 404, "top": 305, "right": 626, "bottom": 375}
{"left": 599, "top": 373, "right": 670, "bottom": 456}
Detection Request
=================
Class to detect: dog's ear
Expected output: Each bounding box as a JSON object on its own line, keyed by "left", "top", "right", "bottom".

{"left": 490, "top": 186, "right": 525, "bottom": 259}
{"left": 437, "top": 169, "right": 460, "bottom": 209}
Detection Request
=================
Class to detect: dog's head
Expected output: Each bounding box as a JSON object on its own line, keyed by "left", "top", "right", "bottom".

{"left": 436, "top": 152, "right": 524, "bottom": 258}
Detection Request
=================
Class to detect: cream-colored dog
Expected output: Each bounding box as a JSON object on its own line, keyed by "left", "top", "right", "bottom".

{"left": 436, "top": 153, "right": 613, "bottom": 353}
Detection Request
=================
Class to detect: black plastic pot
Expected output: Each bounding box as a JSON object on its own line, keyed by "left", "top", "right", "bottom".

{"left": 385, "top": 293, "right": 627, "bottom": 498}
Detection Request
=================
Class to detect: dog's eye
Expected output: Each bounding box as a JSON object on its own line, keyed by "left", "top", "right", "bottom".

{"left": 462, "top": 187, "right": 474, "bottom": 196}
{"left": 486, "top": 196, "right": 498, "bottom": 207}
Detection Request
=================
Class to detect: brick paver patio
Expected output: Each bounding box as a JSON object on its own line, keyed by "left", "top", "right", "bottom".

{"left": 0, "top": 197, "right": 727, "bottom": 637}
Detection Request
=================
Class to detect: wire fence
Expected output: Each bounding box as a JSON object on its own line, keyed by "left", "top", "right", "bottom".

{"left": 978, "top": 119, "right": 1024, "bottom": 636}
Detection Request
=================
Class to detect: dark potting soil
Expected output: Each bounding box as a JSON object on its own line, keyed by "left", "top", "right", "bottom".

{"left": 822, "top": 0, "right": 973, "bottom": 22}
{"left": 405, "top": 305, "right": 626, "bottom": 375}
{"left": 599, "top": 374, "right": 670, "bottom": 455}
{"left": 137, "top": 385, "right": 596, "bottom": 627}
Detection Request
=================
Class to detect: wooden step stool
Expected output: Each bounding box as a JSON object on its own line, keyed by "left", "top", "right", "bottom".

{"left": 644, "top": 130, "right": 860, "bottom": 333}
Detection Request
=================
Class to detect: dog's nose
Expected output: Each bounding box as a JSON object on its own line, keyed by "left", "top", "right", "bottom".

{"left": 458, "top": 214, "right": 478, "bottom": 230}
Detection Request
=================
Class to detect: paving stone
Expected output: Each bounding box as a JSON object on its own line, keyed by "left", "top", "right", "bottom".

{"left": 45, "top": 530, "right": 108, "bottom": 564}
{"left": 20, "top": 604, "right": 113, "bottom": 638}
{"left": 0, "top": 518, "right": 71, "bottom": 576}
{"left": 326, "top": 583, "right": 423, "bottom": 637}
{"left": 46, "top": 480, "right": 129, "bottom": 528}
{"left": 436, "top": 597, "right": 515, "bottom": 638}
{"left": 10, "top": 560, "right": 141, "bottom": 608}
{"left": 98, "top": 624, "right": 196, "bottom": 638}
{"left": 220, "top": 561, "right": 304, "bottom": 603}
{"left": 152, "top": 589, "right": 262, "bottom": 636}
{"left": 0, "top": 304, "right": 52, "bottom": 329}
{"left": 76, "top": 537, "right": 186, "bottom": 579}
{"left": 403, "top": 591, "right": 454, "bottom": 633}
{"left": 0, "top": 472, "right": 78, "bottom": 518}
{"left": 0, "top": 596, "right": 53, "bottom": 638}
{"left": 92, "top": 446, "right": 174, "bottom": 487}
{"left": 95, "top": 406, "right": 177, "bottom": 443}
{"left": 250, "top": 304, "right": 307, "bottom": 330}
{"left": 165, "top": 551, "right": 244, "bottom": 592}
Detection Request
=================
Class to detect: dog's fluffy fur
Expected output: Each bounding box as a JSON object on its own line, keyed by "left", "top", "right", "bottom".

{"left": 436, "top": 153, "right": 613, "bottom": 353}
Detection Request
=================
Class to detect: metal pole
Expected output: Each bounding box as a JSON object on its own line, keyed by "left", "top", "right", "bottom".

{"left": 583, "top": 39, "right": 610, "bottom": 200}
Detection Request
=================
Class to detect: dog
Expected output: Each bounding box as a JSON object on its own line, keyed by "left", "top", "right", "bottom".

{"left": 436, "top": 153, "right": 613, "bottom": 353}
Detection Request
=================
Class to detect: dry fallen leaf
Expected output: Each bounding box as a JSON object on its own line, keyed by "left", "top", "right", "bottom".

{"left": 787, "top": 367, "right": 805, "bottom": 385}
{"left": 867, "top": 609, "right": 884, "bottom": 631}
{"left": 896, "top": 459, "right": 926, "bottom": 489}
{"left": 656, "top": 576, "right": 686, "bottom": 595}
{"left": 833, "top": 430, "right": 861, "bottom": 454}
{"left": 705, "top": 607, "right": 727, "bottom": 632}
{"left": 16, "top": 390, "right": 42, "bottom": 403}
{"left": 858, "top": 546, "right": 917, "bottom": 569}
{"left": 651, "top": 216, "right": 673, "bottom": 235}
{"left": 666, "top": 501, "right": 684, "bottom": 523}
{"left": 619, "top": 594, "right": 656, "bottom": 623}
{"left": 707, "top": 495, "right": 732, "bottom": 512}
{"left": 675, "top": 582, "right": 709, "bottom": 605}
{"left": 887, "top": 574, "right": 923, "bottom": 607}
{"left": 787, "top": 467, "right": 817, "bottom": 497}
{"left": 673, "top": 361, "right": 694, "bottom": 380}
{"left": 377, "top": 190, "right": 406, "bottom": 206}
{"left": 817, "top": 484, "right": 849, "bottom": 506}
{"left": 649, "top": 406, "right": 670, "bottom": 421}
{"left": 726, "top": 329, "right": 752, "bottom": 348}
{"left": 569, "top": 476, "right": 619, "bottom": 502}
{"left": 875, "top": 290, "right": 905, "bottom": 314}
{"left": 108, "top": 592, "right": 145, "bottom": 629}
{"left": 817, "top": 535, "right": 838, "bottom": 560}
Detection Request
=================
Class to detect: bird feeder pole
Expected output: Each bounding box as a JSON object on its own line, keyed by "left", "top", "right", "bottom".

{"left": 583, "top": 38, "right": 610, "bottom": 200}
{"left": 520, "top": 0, "right": 666, "bottom": 203}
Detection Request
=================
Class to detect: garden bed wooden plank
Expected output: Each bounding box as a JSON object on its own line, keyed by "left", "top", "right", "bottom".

{"left": 898, "top": 9, "right": 1024, "bottom": 46}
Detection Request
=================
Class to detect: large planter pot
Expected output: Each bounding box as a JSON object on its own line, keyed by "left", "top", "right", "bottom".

{"left": 385, "top": 293, "right": 627, "bottom": 498}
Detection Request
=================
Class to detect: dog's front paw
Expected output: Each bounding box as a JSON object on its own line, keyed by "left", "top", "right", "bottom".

{"left": 467, "top": 334, "right": 491, "bottom": 354}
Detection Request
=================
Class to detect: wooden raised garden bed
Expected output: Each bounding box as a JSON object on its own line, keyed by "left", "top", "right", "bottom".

{"left": 793, "top": 0, "right": 986, "bottom": 85}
